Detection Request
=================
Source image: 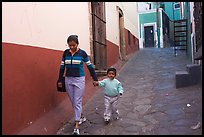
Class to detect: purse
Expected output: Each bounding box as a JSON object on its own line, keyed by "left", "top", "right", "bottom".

{"left": 57, "top": 76, "right": 66, "bottom": 92}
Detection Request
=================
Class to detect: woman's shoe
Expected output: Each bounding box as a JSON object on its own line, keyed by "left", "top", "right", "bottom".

{"left": 72, "top": 128, "right": 80, "bottom": 135}
{"left": 79, "top": 116, "right": 86, "bottom": 125}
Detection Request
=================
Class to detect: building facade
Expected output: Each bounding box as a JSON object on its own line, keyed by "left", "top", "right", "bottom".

{"left": 138, "top": 2, "right": 172, "bottom": 48}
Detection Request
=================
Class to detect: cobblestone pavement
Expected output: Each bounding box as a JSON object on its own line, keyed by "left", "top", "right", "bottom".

{"left": 56, "top": 47, "right": 202, "bottom": 135}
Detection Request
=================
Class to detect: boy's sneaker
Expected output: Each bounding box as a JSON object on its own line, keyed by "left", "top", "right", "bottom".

{"left": 79, "top": 116, "right": 86, "bottom": 125}
{"left": 72, "top": 128, "right": 80, "bottom": 135}
{"left": 104, "top": 118, "right": 110, "bottom": 124}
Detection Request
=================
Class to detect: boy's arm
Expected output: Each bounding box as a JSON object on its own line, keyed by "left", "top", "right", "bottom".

{"left": 93, "top": 80, "right": 106, "bottom": 87}
{"left": 117, "top": 82, "right": 124, "bottom": 95}
{"left": 98, "top": 79, "right": 106, "bottom": 87}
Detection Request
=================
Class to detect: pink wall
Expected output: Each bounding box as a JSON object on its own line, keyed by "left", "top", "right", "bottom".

{"left": 2, "top": 42, "right": 97, "bottom": 135}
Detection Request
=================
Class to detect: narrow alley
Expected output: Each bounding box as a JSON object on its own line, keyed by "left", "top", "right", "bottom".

{"left": 3, "top": 2, "right": 202, "bottom": 135}
{"left": 56, "top": 47, "right": 202, "bottom": 135}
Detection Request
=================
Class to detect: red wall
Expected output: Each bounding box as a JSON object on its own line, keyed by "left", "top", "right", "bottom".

{"left": 2, "top": 42, "right": 97, "bottom": 135}
{"left": 124, "top": 28, "right": 139, "bottom": 55}
{"left": 106, "top": 40, "right": 120, "bottom": 67}
{"left": 106, "top": 29, "right": 139, "bottom": 68}
{"left": 2, "top": 29, "right": 139, "bottom": 134}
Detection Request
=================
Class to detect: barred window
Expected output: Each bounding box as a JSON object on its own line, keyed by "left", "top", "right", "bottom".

{"left": 128, "top": 30, "right": 131, "bottom": 45}
{"left": 174, "top": 2, "right": 180, "bottom": 9}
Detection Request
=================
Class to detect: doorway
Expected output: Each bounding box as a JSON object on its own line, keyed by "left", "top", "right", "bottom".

{"left": 91, "top": 2, "right": 107, "bottom": 70}
{"left": 118, "top": 6, "right": 126, "bottom": 61}
{"left": 144, "top": 26, "right": 154, "bottom": 47}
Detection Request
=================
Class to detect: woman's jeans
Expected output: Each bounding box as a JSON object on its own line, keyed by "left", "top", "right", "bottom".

{"left": 65, "top": 76, "right": 85, "bottom": 121}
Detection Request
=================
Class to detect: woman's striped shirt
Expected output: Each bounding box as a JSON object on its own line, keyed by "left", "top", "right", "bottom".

{"left": 59, "top": 48, "right": 98, "bottom": 81}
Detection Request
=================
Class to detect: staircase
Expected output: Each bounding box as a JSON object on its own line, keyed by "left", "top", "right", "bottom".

{"left": 173, "top": 19, "right": 188, "bottom": 56}
{"left": 95, "top": 70, "right": 107, "bottom": 77}
{"left": 175, "top": 64, "right": 201, "bottom": 88}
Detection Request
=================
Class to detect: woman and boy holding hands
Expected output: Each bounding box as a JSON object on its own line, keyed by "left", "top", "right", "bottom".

{"left": 57, "top": 35, "right": 124, "bottom": 135}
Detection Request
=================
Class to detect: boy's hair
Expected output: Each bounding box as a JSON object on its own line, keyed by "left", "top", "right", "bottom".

{"left": 107, "top": 67, "right": 117, "bottom": 75}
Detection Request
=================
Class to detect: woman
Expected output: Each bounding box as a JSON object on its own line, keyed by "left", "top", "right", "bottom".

{"left": 57, "top": 35, "right": 98, "bottom": 135}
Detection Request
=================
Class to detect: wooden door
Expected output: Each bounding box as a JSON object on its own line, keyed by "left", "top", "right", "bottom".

{"left": 144, "top": 26, "right": 154, "bottom": 47}
{"left": 91, "top": 2, "right": 106, "bottom": 70}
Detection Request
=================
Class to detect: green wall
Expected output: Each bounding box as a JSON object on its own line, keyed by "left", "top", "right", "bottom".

{"left": 151, "top": 2, "right": 181, "bottom": 21}
{"left": 139, "top": 12, "right": 157, "bottom": 38}
{"left": 164, "top": 2, "right": 174, "bottom": 20}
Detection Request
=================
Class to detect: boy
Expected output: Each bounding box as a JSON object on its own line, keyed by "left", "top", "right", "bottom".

{"left": 93, "top": 67, "right": 124, "bottom": 124}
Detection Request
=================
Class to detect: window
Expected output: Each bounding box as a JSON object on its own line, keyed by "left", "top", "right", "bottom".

{"left": 174, "top": 2, "right": 180, "bottom": 9}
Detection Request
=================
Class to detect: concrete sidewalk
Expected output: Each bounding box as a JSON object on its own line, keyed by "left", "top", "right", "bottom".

{"left": 56, "top": 47, "right": 202, "bottom": 135}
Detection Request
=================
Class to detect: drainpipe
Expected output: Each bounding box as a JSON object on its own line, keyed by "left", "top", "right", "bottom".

{"left": 186, "top": 2, "right": 191, "bottom": 60}
{"left": 156, "top": 2, "right": 160, "bottom": 48}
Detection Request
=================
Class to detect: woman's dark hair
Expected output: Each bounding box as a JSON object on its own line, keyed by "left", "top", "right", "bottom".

{"left": 107, "top": 67, "right": 117, "bottom": 75}
{"left": 67, "top": 35, "right": 79, "bottom": 44}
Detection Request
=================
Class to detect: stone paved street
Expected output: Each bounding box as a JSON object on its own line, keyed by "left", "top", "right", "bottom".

{"left": 56, "top": 47, "right": 202, "bottom": 135}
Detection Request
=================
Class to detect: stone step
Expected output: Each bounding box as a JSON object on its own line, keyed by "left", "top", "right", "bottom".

{"left": 175, "top": 70, "right": 190, "bottom": 88}
{"left": 175, "top": 64, "right": 202, "bottom": 88}
{"left": 95, "top": 70, "right": 107, "bottom": 77}
{"left": 186, "top": 64, "right": 201, "bottom": 85}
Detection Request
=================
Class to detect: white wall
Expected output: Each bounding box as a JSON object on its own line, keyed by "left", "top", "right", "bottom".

{"left": 106, "top": 2, "right": 139, "bottom": 46}
{"left": 137, "top": 2, "right": 150, "bottom": 12}
{"left": 121, "top": 2, "right": 139, "bottom": 38}
{"left": 190, "top": 2, "right": 195, "bottom": 34}
{"left": 190, "top": 2, "right": 195, "bottom": 62}
{"left": 2, "top": 2, "right": 91, "bottom": 54}
{"left": 105, "top": 2, "right": 120, "bottom": 46}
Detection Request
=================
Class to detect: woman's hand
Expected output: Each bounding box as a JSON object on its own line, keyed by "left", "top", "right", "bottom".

{"left": 58, "top": 82, "right": 62, "bottom": 87}
{"left": 93, "top": 81, "right": 99, "bottom": 86}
